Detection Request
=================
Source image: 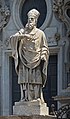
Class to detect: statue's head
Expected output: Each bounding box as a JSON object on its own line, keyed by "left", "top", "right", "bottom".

{"left": 27, "top": 9, "right": 40, "bottom": 29}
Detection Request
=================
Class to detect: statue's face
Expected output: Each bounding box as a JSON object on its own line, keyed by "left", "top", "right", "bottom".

{"left": 28, "top": 16, "right": 37, "bottom": 29}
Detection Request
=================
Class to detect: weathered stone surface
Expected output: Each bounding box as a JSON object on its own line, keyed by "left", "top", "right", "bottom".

{"left": 13, "top": 100, "right": 49, "bottom": 116}
{"left": 0, "top": 115, "right": 56, "bottom": 119}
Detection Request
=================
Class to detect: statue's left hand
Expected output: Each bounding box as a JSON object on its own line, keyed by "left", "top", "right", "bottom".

{"left": 41, "top": 55, "right": 46, "bottom": 61}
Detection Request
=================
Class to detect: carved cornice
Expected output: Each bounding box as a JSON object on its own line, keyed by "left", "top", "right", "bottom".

{"left": 53, "top": 0, "right": 70, "bottom": 37}
{"left": 0, "top": 3, "right": 10, "bottom": 30}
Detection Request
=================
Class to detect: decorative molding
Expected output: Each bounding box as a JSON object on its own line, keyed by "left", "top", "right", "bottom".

{"left": 53, "top": 0, "right": 70, "bottom": 37}
{"left": 0, "top": 1, "right": 10, "bottom": 30}
{"left": 44, "top": 27, "right": 58, "bottom": 46}
{"left": 54, "top": 33, "right": 61, "bottom": 43}
{"left": 53, "top": 0, "right": 64, "bottom": 21}
{"left": 12, "top": 0, "right": 52, "bottom": 30}
{"left": 4, "top": 38, "right": 9, "bottom": 47}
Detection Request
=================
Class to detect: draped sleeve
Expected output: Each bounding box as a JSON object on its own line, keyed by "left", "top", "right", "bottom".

{"left": 41, "top": 32, "right": 49, "bottom": 87}
{"left": 10, "top": 29, "right": 24, "bottom": 74}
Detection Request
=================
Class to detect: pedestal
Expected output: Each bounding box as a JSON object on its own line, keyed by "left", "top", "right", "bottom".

{"left": 13, "top": 99, "right": 49, "bottom": 116}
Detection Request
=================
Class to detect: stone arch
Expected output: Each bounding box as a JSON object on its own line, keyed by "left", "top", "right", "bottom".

{"left": 12, "top": 0, "right": 52, "bottom": 30}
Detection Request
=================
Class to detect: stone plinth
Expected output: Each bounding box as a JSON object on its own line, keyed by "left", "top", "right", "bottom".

{"left": 0, "top": 115, "right": 57, "bottom": 119}
{"left": 13, "top": 99, "right": 49, "bottom": 116}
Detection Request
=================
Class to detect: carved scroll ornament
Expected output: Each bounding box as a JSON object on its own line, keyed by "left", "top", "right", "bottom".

{"left": 0, "top": 4, "right": 10, "bottom": 30}
{"left": 53, "top": 0, "right": 70, "bottom": 37}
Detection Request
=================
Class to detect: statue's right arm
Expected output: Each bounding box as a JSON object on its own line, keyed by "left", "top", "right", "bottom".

{"left": 10, "top": 32, "right": 20, "bottom": 39}
{"left": 10, "top": 28, "right": 24, "bottom": 39}
{"left": 9, "top": 29, "right": 24, "bottom": 60}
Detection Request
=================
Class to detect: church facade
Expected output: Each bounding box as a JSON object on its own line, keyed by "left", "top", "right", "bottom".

{"left": 0, "top": 0, "right": 70, "bottom": 116}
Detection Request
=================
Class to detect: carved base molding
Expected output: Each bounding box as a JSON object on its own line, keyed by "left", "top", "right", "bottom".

{"left": 0, "top": 115, "right": 56, "bottom": 119}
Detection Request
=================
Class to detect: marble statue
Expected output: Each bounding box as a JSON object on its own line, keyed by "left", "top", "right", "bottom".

{"left": 10, "top": 9, "right": 49, "bottom": 102}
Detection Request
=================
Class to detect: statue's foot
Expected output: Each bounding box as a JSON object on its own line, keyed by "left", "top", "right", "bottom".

{"left": 20, "top": 98, "right": 28, "bottom": 102}
{"left": 20, "top": 98, "right": 25, "bottom": 102}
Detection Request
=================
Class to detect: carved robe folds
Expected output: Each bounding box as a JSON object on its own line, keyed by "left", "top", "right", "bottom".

{"left": 10, "top": 28, "right": 49, "bottom": 100}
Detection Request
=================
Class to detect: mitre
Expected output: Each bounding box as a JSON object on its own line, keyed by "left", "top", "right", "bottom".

{"left": 27, "top": 9, "right": 40, "bottom": 19}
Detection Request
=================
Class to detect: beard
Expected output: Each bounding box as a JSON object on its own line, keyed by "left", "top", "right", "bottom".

{"left": 28, "top": 23, "right": 35, "bottom": 30}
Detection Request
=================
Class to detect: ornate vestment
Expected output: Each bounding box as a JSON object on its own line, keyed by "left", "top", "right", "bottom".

{"left": 10, "top": 28, "right": 49, "bottom": 89}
